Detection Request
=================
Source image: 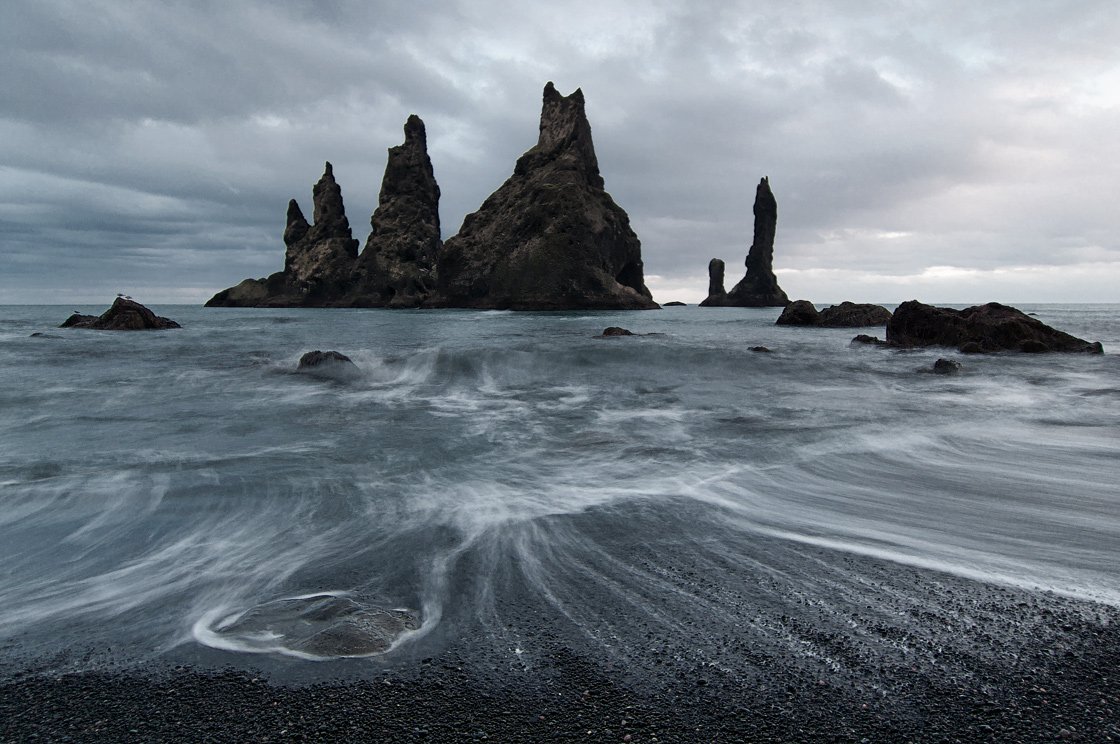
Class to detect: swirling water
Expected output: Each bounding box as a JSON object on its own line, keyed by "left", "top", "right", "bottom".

{"left": 0, "top": 304, "right": 1117, "bottom": 672}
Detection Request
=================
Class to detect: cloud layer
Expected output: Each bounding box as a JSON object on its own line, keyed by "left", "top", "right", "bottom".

{"left": 2, "top": 0, "right": 1118, "bottom": 304}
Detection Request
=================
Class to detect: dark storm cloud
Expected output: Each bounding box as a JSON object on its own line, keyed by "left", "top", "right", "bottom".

{"left": 1, "top": 0, "right": 1118, "bottom": 303}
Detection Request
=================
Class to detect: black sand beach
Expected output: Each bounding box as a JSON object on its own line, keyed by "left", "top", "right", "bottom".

{"left": 4, "top": 547, "right": 1117, "bottom": 743}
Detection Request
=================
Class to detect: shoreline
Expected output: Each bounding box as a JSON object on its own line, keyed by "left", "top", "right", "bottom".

{"left": 3, "top": 552, "right": 1117, "bottom": 743}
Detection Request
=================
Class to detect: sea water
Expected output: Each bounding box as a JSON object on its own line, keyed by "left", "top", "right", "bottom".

{"left": 0, "top": 304, "right": 1117, "bottom": 671}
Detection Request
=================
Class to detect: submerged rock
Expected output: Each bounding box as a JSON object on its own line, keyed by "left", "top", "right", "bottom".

{"left": 60, "top": 298, "right": 180, "bottom": 330}
{"left": 933, "top": 358, "right": 962, "bottom": 375}
{"left": 432, "top": 83, "right": 657, "bottom": 310}
{"left": 701, "top": 178, "right": 789, "bottom": 307}
{"left": 749, "top": 346, "right": 773, "bottom": 353}
{"left": 348, "top": 115, "right": 442, "bottom": 308}
{"left": 211, "top": 594, "right": 420, "bottom": 658}
{"left": 887, "top": 301, "right": 1104, "bottom": 354}
{"left": 297, "top": 350, "right": 361, "bottom": 381}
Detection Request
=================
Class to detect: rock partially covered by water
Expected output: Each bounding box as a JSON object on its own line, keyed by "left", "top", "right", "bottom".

{"left": 602, "top": 326, "right": 634, "bottom": 336}
{"left": 851, "top": 334, "right": 886, "bottom": 346}
{"left": 297, "top": 350, "right": 361, "bottom": 381}
{"left": 208, "top": 594, "right": 420, "bottom": 658}
{"left": 887, "top": 301, "right": 1104, "bottom": 354}
{"left": 775, "top": 300, "right": 820, "bottom": 325}
{"left": 818, "top": 302, "right": 892, "bottom": 327}
{"left": 777, "top": 300, "right": 891, "bottom": 327}
{"left": 60, "top": 298, "right": 180, "bottom": 330}
{"left": 701, "top": 178, "right": 789, "bottom": 307}
{"left": 432, "top": 83, "right": 657, "bottom": 310}
{"left": 348, "top": 115, "right": 442, "bottom": 308}
{"left": 933, "top": 358, "right": 962, "bottom": 375}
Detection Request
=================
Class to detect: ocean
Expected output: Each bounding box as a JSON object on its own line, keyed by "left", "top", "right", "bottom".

{"left": 1, "top": 303, "right": 1117, "bottom": 689}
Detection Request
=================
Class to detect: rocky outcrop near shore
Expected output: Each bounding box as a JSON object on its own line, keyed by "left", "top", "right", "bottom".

{"left": 887, "top": 300, "right": 1104, "bottom": 353}
{"left": 347, "top": 115, "right": 442, "bottom": 308}
{"left": 777, "top": 300, "right": 892, "bottom": 327}
{"left": 430, "top": 83, "right": 657, "bottom": 310}
{"left": 60, "top": 297, "right": 180, "bottom": 330}
{"left": 206, "top": 162, "right": 361, "bottom": 307}
{"left": 701, "top": 177, "right": 789, "bottom": 308}
{"left": 207, "top": 117, "right": 442, "bottom": 308}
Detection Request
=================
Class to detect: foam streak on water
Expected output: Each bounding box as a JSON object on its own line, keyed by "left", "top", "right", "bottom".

{"left": 0, "top": 304, "right": 1117, "bottom": 666}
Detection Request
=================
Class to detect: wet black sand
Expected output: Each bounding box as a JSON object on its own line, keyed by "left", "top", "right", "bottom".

{"left": 3, "top": 545, "right": 1118, "bottom": 743}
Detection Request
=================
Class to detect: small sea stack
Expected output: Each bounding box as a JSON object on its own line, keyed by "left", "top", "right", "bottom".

{"left": 60, "top": 297, "right": 180, "bottom": 330}
{"left": 700, "top": 177, "right": 789, "bottom": 308}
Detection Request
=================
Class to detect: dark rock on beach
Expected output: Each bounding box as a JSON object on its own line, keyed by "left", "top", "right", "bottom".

{"left": 701, "top": 178, "right": 789, "bottom": 307}
{"left": 887, "top": 300, "right": 1104, "bottom": 354}
{"left": 431, "top": 83, "right": 657, "bottom": 310}
{"left": 60, "top": 298, "right": 180, "bottom": 330}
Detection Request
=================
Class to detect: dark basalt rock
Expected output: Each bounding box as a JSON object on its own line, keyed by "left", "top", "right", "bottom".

{"left": 701, "top": 178, "right": 789, "bottom": 307}
{"left": 431, "top": 83, "right": 657, "bottom": 310}
{"left": 749, "top": 346, "right": 772, "bottom": 353}
{"left": 933, "top": 358, "right": 962, "bottom": 375}
{"left": 297, "top": 350, "right": 360, "bottom": 381}
{"left": 601, "top": 326, "right": 634, "bottom": 336}
{"left": 60, "top": 298, "right": 180, "bottom": 330}
{"left": 818, "top": 302, "right": 892, "bottom": 327}
{"left": 207, "top": 162, "right": 361, "bottom": 307}
{"left": 663, "top": 301, "right": 686, "bottom": 306}
{"left": 348, "top": 115, "right": 442, "bottom": 308}
{"left": 887, "top": 301, "right": 1104, "bottom": 354}
{"left": 775, "top": 300, "right": 820, "bottom": 326}
{"left": 851, "top": 334, "right": 886, "bottom": 346}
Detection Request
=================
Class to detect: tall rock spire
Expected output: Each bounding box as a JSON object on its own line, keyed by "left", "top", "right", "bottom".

{"left": 349, "top": 115, "right": 443, "bottom": 307}
{"left": 432, "top": 82, "right": 657, "bottom": 310}
{"left": 700, "top": 177, "right": 789, "bottom": 308}
{"left": 282, "top": 162, "right": 359, "bottom": 293}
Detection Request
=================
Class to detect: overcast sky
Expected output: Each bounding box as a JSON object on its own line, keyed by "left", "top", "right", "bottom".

{"left": 2, "top": 0, "right": 1118, "bottom": 305}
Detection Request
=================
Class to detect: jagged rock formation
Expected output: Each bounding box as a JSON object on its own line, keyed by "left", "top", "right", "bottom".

{"left": 701, "top": 178, "right": 789, "bottom": 308}
{"left": 207, "top": 117, "right": 441, "bottom": 308}
{"left": 347, "top": 115, "right": 441, "bottom": 308}
{"left": 61, "top": 297, "right": 180, "bottom": 330}
{"left": 887, "top": 301, "right": 1104, "bottom": 353}
{"left": 430, "top": 83, "right": 657, "bottom": 310}
{"left": 777, "top": 300, "right": 892, "bottom": 327}
{"left": 207, "top": 162, "right": 360, "bottom": 307}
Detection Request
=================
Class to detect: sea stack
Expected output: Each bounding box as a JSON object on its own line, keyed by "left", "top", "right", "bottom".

{"left": 206, "top": 162, "right": 361, "bottom": 307}
{"left": 700, "top": 177, "right": 789, "bottom": 307}
{"left": 430, "top": 83, "right": 657, "bottom": 310}
{"left": 206, "top": 117, "right": 442, "bottom": 308}
{"left": 347, "top": 115, "right": 442, "bottom": 308}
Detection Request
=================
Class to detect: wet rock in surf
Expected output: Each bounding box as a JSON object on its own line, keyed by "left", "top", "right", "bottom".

{"left": 297, "top": 350, "right": 361, "bottom": 381}
{"left": 775, "top": 299, "right": 820, "bottom": 326}
{"left": 210, "top": 594, "right": 420, "bottom": 658}
{"left": 776, "top": 300, "right": 891, "bottom": 327}
{"left": 749, "top": 346, "right": 772, "bottom": 353}
{"left": 933, "top": 358, "right": 962, "bottom": 375}
{"left": 887, "top": 301, "right": 1104, "bottom": 354}
{"left": 850, "top": 334, "right": 886, "bottom": 346}
{"left": 60, "top": 297, "right": 180, "bottom": 330}
{"left": 601, "top": 326, "right": 635, "bottom": 336}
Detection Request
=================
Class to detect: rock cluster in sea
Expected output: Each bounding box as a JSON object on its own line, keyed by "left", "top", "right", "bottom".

{"left": 700, "top": 177, "right": 789, "bottom": 308}
{"left": 207, "top": 83, "right": 656, "bottom": 310}
{"left": 61, "top": 297, "right": 180, "bottom": 330}
{"left": 886, "top": 300, "right": 1103, "bottom": 353}
{"left": 776, "top": 300, "right": 892, "bottom": 327}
